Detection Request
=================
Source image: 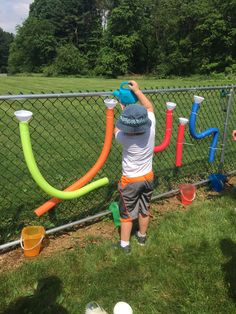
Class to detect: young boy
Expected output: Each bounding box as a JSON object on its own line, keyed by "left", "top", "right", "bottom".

{"left": 114, "top": 80, "right": 156, "bottom": 252}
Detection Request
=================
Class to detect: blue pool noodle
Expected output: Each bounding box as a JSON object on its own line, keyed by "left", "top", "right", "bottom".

{"left": 189, "top": 102, "right": 219, "bottom": 162}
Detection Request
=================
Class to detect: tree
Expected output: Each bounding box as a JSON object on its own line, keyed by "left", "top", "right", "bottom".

{"left": 30, "top": 0, "right": 103, "bottom": 69}
{"left": 0, "top": 28, "right": 14, "bottom": 73}
{"left": 96, "top": 0, "right": 155, "bottom": 76}
{"left": 49, "top": 44, "right": 88, "bottom": 75}
{"left": 8, "top": 17, "right": 57, "bottom": 73}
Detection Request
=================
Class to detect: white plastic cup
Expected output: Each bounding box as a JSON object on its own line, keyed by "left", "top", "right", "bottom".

{"left": 85, "top": 302, "right": 108, "bottom": 314}
{"left": 179, "top": 117, "right": 189, "bottom": 125}
{"left": 14, "top": 110, "right": 33, "bottom": 122}
{"left": 104, "top": 98, "right": 117, "bottom": 109}
{"left": 194, "top": 95, "right": 204, "bottom": 104}
{"left": 166, "top": 102, "right": 176, "bottom": 110}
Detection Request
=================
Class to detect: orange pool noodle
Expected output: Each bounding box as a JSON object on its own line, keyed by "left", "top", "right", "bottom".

{"left": 34, "top": 108, "right": 114, "bottom": 217}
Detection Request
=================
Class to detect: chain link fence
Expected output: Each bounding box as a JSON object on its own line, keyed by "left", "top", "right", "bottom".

{"left": 0, "top": 85, "right": 235, "bottom": 244}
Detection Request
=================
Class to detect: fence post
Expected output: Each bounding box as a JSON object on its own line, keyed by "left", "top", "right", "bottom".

{"left": 218, "top": 86, "right": 235, "bottom": 172}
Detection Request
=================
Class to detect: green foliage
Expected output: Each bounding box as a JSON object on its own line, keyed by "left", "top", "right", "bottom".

{"left": 44, "top": 44, "right": 88, "bottom": 76}
{"left": 8, "top": 17, "right": 57, "bottom": 73}
{"left": 30, "top": 0, "right": 103, "bottom": 69}
{"left": 6, "top": 0, "right": 236, "bottom": 76}
{"left": 0, "top": 28, "right": 14, "bottom": 73}
{"left": 95, "top": 47, "right": 129, "bottom": 77}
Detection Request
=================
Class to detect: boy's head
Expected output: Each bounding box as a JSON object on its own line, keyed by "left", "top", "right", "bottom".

{"left": 116, "top": 104, "right": 151, "bottom": 134}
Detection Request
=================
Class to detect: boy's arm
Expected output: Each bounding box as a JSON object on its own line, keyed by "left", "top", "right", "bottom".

{"left": 129, "top": 80, "right": 154, "bottom": 112}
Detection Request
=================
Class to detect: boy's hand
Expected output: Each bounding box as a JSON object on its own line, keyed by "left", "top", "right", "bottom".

{"left": 120, "top": 103, "right": 125, "bottom": 110}
{"left": 128, "top": 80, "right": 139, "bottom": 93}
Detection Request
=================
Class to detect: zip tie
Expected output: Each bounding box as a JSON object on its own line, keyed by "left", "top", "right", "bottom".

{"left": 209, "top": 146, "right": 223, "bottom": 150}
{"left": 183, "top": 142, "right": 195, "bottom": 146}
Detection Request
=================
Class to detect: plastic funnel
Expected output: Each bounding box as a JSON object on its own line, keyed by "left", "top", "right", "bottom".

{"left": 179, "top": 117, "right": 189, "bottom": 125}
{"left": 194, "top": 95, "right": 204, "bottom": 104}
{"left": 104, "top": 98, "right": 117, "bottom": 109}
{"left": 14, "top": 110, "right": 33, "bottom": 122}
{"left": 166, "top": 102, "right": 176, "bottom": 110}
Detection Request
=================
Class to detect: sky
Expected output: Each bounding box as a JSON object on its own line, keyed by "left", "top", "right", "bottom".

{"left": 0, "top": 0, "right": 34, "bottom": 34}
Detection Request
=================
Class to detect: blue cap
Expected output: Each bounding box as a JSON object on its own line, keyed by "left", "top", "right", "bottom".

{"left": 116, "top": 104, "right": 151, "bottom": 133}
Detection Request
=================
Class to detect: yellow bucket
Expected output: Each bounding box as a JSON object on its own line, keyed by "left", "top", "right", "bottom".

{"left": 20, "top": 226, "right": 45, "bottom": 257}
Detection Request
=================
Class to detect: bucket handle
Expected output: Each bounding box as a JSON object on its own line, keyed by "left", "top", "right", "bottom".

{"left": 180, "top": 190, "right": 196, "bottom": 202}
{"left": 20, "top": 236, "right": 44, "bottom": 251}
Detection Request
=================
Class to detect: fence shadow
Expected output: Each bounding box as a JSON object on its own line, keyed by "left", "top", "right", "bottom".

{"left": 2, "top": 276, "right": 68, "bottom": 314}
{"left": 220, "top": 238, "right": 236, "bottom": 303}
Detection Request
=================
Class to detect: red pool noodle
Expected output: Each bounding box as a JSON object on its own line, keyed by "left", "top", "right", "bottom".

{"left": 176, "top": 123, "right": 186, "bottom": 167}
{"left": 154, "top": 109, "right": 173, "bottom": 153}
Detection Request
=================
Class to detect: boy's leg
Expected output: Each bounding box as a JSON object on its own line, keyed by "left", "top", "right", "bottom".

{"left": 136, "top": 213, "right": 149, "bottom": 246}
{"left": 136, "top": 178, "right": 153, "bottom": 245}
{"left": 120, "top": 221, "right": 133, "bottom": 242}
{"left": 138, "top": 213, "right": 149, "bottom": 235}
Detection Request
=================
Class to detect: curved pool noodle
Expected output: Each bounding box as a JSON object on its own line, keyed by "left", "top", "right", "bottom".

{"left": 34, "top": 107, "right": 114, "bottom": 216}
{"left": 189, "top": 96, "right": 219, "bottom": 163}
{"left": 154, "top": 102, "right": 176, "bottom": 153}
{"left": 19, "top": 122, "right": 109, "bottom": 199}
{"left": 175, "top": 118, "right": 188, "bottom": 167}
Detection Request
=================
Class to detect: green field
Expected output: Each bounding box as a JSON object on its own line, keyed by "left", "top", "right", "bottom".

{"left": 0, "top": 188, "right": 236, "bottom": 313}
{"left": 0, "top": 74, "right": 235, "bottom": 95}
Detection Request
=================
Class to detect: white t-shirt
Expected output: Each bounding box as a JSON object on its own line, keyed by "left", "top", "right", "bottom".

{"left": 115, "top": 111, "right": 156, "bottom": 177}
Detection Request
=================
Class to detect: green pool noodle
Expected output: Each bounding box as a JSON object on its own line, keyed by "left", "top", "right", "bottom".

{"left": 109, "top": 202, "right": 120, "bottom": 227}
{"left": 19, "top": 122, "right": 109, "bottom": 199}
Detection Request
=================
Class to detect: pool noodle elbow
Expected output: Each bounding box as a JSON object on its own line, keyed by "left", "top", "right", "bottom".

{"left": 20, "top": 122, "right": 109, "bottom": 200}
{"left": 189, "top": 102, "right": 219, "bottom": 162}
{"left": 154, "top": 109, "right": 173, "bottom": 153}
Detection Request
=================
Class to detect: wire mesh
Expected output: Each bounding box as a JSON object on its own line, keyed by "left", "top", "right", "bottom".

{"left": 0, "top": 86, "right": 235, "bottom": 244}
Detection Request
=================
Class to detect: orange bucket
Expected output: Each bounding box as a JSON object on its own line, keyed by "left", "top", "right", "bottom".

{"left": 179, "top": 184, "right": 196, "bottom": 205}
{"left": 20, "top": 226, "right": 45, "bottom": 257}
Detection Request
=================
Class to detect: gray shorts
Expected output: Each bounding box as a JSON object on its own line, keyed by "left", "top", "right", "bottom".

{"left": 118, "top": 175, "right": 154, "bottom": 221}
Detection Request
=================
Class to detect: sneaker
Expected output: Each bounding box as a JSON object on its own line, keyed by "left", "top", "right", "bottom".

{"left": 113, "top": 242, "right": 131, "bottom": 253}
{"left": 135, "top": 232, "right": 147, "bottom": 246}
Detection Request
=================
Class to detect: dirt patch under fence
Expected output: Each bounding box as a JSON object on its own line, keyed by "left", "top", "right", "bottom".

{"left": 1, "top": 177, "right": 235, "bottom": 273}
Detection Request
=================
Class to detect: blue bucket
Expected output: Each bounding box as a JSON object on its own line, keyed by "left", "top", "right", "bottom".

{"left": 208, "top": 173, "right": 227, "bottom": 192}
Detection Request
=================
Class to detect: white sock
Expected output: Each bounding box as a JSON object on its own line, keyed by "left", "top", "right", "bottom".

{"left": 137, "top": 231, "right": 146, "bottom": 237}
{"left": 120, "top": 240, "right": 130, "bottom": 247}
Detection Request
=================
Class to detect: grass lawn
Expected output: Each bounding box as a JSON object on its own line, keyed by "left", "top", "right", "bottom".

{"left": 0, "top": 186, "right": 235, "bottom": 313}
{"left": 0, "top": 74, "right": 235, "bottom": 95}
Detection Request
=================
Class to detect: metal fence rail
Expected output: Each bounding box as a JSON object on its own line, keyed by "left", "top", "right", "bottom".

{"left": 0, "top": 85, "right": 235, "bottom": 245}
